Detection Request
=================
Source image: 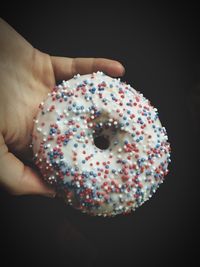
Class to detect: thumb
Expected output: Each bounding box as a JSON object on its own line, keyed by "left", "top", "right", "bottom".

{"left": 0, "top": 134, "right": 55, "bottom": 197}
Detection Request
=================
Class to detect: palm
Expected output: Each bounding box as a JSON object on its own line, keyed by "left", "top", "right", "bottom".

{"left": 2, "top": 49, "right": 55, "bottom": 158}
{"left": 0, "top": 18, "right": 124, "bottom": 196}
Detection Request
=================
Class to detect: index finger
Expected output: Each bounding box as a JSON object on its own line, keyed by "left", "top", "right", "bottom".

{"left": 51, "top": 57, "right": 125, "bottom": 81}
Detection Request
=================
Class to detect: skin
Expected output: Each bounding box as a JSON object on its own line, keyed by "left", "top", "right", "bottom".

{"left": 0, "top": 18, "right": 125, "bottom": 196}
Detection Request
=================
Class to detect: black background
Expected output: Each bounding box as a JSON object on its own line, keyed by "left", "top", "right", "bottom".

{"left": 0, "top": 3, "right": 199, "bottom": 266}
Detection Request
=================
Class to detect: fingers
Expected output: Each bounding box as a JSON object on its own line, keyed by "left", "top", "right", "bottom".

{"left": 51, "top": 57, "right": 125, "bottom": 81}
{"left": 0, "top": 134, "right": 55, "bottom": 197}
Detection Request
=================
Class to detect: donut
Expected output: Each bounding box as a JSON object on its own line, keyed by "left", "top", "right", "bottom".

{"left": 32, "top": 72, "right": 171, "bottom": 216}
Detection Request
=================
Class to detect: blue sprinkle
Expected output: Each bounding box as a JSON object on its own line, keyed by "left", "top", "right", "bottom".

{"left": 89, "top": 87, "right": 96, "bottom": 94}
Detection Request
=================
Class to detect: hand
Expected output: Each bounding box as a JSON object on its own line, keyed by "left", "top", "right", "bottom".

{"left": 0, "top": 18, "right": 125, "bottom": 196}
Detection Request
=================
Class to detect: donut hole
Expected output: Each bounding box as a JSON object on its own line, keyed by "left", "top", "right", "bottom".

{"left": 94, "top": 135, "right": 110, "bottom": 150}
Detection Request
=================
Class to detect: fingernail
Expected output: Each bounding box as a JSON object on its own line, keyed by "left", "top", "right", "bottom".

{"left": 116, "top": 62, "right": 125, "bottom": 76}
{"left": 121, "top": 65, "right": 125, "bottom": 76}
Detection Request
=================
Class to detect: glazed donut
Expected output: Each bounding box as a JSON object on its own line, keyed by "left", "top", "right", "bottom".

{"left": 32, "top": 72, "right": 171, "bottom": 216}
